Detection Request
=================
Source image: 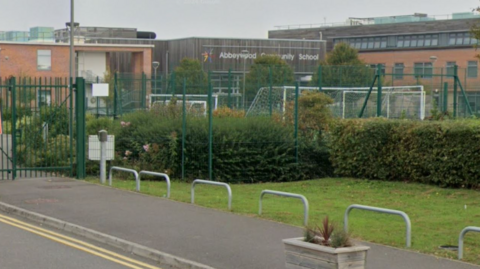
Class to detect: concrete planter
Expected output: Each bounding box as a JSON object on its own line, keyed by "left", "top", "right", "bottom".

{"left": 283, "top": 237, "right": 370, "bottom": 269}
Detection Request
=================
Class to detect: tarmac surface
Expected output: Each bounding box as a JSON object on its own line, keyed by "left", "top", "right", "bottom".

{"left": 0, "top": 177, "right": 478, "bottom": 269}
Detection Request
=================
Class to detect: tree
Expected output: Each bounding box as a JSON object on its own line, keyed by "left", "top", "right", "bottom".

{"left": 173, "top": 58, "right": 208, "bottom": 94}
{"left": 311, "top": 42, "right": 374, "bottom": 87}
{"left": 245, "top": 55, "right": 295, "bottom": 105}
{"left": 471, "top": 8, "right": 480, "bottom": 59}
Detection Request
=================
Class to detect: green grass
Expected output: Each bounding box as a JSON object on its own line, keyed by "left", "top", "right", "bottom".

{"left": 86, "top": 176, "right": 480, "bottom": 264}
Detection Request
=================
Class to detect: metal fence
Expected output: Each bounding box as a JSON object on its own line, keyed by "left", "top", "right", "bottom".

{"left": 82, "top": 64, "right": 480, "bottom": 182}
{"left": 87, "top": 64, "right": 479, "bottom": 119}
{"left": 0, "top": 77, "right": 87, "bottom": 180}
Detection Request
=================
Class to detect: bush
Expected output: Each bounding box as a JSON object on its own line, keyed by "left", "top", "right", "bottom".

{"left": 329, "top": 119, "right": 480, "bottom": 188}
{"left": 17, "top": 135, "right": 75, "bottom": 168}
{"left": 108, "top": 110, "right": 331, "bottom": 183}
{"left": 86, "top": 115, "right": 115, "bottom": 135}
{"left": 39, "top": 106, "right": 70, "bottom": 137}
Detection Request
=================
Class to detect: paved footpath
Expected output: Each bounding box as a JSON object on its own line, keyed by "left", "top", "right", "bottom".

{"left": 0, "top": 177, "right": 478, "bottom": 269}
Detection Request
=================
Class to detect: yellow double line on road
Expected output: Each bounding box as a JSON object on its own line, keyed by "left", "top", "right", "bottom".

{"left": 0, "top": 213, "right": 163, "bottom": 269}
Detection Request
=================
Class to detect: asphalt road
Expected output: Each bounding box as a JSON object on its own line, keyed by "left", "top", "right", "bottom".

{"left": 0, "top": 214, "right": 171, "bottom": 269}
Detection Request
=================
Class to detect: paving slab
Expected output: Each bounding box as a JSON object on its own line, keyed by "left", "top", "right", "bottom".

{"left": 0, "top": 178, "right": 478, "bottom": 269}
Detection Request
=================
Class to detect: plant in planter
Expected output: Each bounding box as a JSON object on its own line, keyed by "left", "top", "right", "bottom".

{"left": 283, "top": 216, "right": 370, "bottom": 269}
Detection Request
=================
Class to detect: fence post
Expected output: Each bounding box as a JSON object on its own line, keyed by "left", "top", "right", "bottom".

{"left": 391, "top": 66, "right": 394, "bottom": 86}
{"left": 318, "top": 65, "right": 322, "bottom": 91}
{"left": 171, "top": 72, "right": 176, "bottom": 95}
{"left": 98, "top": 130, "right": 108, "bottom": 184}
{"left": 453, "top": 65, "right": 458, "bottom": 117}
{"left": 182, "top": 78, "right": 187, "bottom": 181}
{"left": 294, "top": 82, "right": 299, "bottom": 164}
{"left": 377, "top": 64, "right": 382, "bottom": 117}
{"left": 10, "top": 77, "right": 17, "bottom": 179}
{"left": 227, "top": 68, "right": 232, "bottom": 109}
{"left": 443, "top": 82, "right": 448, "bottom": 113}
{"left": 208, "top": 72, "right": 213, "bottom": 180}
{"left": 359, "top": 72, "right": 378, "bottom": 118}
{"left": 456, "top": 76, "right": 473, "bottom": 116}
{"left": 68, "top": 77, "right": 73, "bottom": 177}
{"left": 96, "top": 76, "right": 100, "bottom": 118}
{"left": 141, "top": 72, "right": 147, "bottom": 109}
{"left": 113, "top": 72, "right": 118, "bottom": 119}
{"left": 269, "top": 66, "right": 273, "bottom": 116}
{"left": 75, "top": 77, "right": 86, "bottom": 179}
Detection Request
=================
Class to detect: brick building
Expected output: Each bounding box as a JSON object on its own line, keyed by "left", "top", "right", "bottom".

{"left": 269, "top": 12, "right": 480, "bottom": 114}
{"left": 0, "top": 42, "right": 153, "bottom": 79}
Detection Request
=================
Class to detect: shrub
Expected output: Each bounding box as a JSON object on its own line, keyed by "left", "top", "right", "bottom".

{"left": 108, "top": 110, "right": 331, "bottom": 183}
{"left": 86, "top": 115, "right": 115, "bottom": 135}
{"left": 329, "top": 119, "right": 480, "bottom": 188}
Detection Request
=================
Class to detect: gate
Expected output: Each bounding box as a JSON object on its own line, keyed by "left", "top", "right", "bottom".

{"left": 0, "top": 77, "right": 85, "bottom": 179}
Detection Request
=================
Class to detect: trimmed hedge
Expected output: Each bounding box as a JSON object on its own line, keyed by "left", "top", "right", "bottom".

{"left": 329, "top": 118, "right": 480, "bottom": 188}
{"left": 101, "top": 110, "right": 331, "bottom": 183}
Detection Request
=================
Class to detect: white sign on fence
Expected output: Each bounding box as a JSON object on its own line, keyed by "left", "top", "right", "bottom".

{"left": 88, "top": 135, "right": 115, "bottom": 161}
{"left": 92, "top": 83, "right": 109, "bottom": 97}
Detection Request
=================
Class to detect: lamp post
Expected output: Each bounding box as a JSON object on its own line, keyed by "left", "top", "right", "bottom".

{"left": 241, "top": 50, "right": 249, "bottom": 110}
{"left": 152, "top": 61, "right": 159, "bottom": 94}
{"left": 66, "top": 0, "right": 79, "bottom": 86}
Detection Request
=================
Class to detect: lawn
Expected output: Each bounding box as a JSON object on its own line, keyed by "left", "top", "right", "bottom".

{"left": 86, "top": 176, "right": 480, "bottom": 264}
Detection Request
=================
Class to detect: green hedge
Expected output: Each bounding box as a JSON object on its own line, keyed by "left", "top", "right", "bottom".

{"left": 329, "top": 119, "right": 480, "bottom": 188}
{"left": 97, "top": 111, "right": 331, "bottom": 183}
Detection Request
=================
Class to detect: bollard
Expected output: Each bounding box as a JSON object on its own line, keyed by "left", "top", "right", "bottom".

{"left": 98, "top": 130, "right": 108, "bottom": 184}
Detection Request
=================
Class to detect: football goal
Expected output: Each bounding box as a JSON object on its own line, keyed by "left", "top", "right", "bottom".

{"left": 149, "top": 93, "right": 242, "bottom": 112}
{"left": 247, "top": 86, "right": 425, "bottom": 120}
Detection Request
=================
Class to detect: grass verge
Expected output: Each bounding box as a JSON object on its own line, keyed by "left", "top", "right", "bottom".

{"left": 86, "top": 176, "right": 480, "bottom": 264}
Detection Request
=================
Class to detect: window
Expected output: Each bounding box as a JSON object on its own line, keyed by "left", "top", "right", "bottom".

{"left": 404, "top": 36, "right": 411, "bottom": 47}
{"left": 361, "top": 38, "right": 368, "bottom": 49}
{"left": 369, "top": 63, "right": 386, "bottom": 75}
{"left": 410, "top": 36, "right": 417, "bottom": 47}
{"left": 464, "top": 34, "right": 471, "bottom": 45}
{"left": 471, "top": 34, "right": 478, "bottom": 45}
{"left": 468, "top": 61, "right": 478, "bottom": 78}
{"left": 448, "top": 33, "right": 456, "bottom": 45}
{"left": 37, "top": 50, "right": 51, "bottom": 71}
{"left": 414, "top": 62, "right": 433, "bottom": 78}
{"left": 397, "top": 36, "right": 404, "bottom": 47}
{"left": 374, "top": 37, "right": 381, "bottom": 49}
{"left": 394, "top": 63, "right": 404, "bottom": 79}
{"left": 380, "top": 37, "right": 387, "bottom": 48}
{"left": 37, "top": 90, "right": 51, "bottom": 107}
{"left": 457, "top": 33, "right": 464, "bottom": 45}
{"left": 446, "top": 62, "right": 456, "bottom": 77}
{"left": 354, "top": 38, "right": 361, "bottom": 49}
{"left": 367, "top": 38, "right": 374, "bottom": 49}
{"left": 425, "top": 35, "right": 432, "bottom": 46}
{"left": 417, "top": 35, "right": 424, "bottom": 46}
{"left": 431, "top": 35, "right": 439, "bottom": 46}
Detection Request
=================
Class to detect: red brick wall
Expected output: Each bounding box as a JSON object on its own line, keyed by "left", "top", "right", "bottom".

{"left": 359, "top": 48, "right": 480, "bottom": 90}
{"left": 0, "top": 43, "right": 69, "bottom": 78}
{"left": 359, "top": 48, "right": 478, "bottom": 69}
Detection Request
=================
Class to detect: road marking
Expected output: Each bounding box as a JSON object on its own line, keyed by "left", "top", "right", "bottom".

{"left": 0, "top": 214, "right": 163, "bottom": 269}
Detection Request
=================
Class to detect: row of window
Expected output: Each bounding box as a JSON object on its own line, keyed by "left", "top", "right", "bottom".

{"left": 379, "top": 61, "right": 479, "bottom": 79}
{"left": 335, "top": 32, "right": 478, "bottom": 50}
{"left": 397, "top": 35, "right": 438, "bottom": 47}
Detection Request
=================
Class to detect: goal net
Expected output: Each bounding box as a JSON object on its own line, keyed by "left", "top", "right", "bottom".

{"left": 149, "top": 93, "right": 242, "bottom": 112}
{"left": 247, "top": 86, "right": 425, "bottom": 120}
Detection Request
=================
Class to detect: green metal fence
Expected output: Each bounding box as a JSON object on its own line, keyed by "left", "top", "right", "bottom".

{"left": 0, "top": 77, "right": 86, "bottom": 180}
{"left": 86, "top": 64, "right": 480, "bottom": 182}
{"left": 86, "top": 63, "right": 480, "bottom": 120}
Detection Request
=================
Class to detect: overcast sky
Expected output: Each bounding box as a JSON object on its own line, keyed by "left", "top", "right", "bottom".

{"left": 0, "top": 0, "right": 479, "bottom": 39}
